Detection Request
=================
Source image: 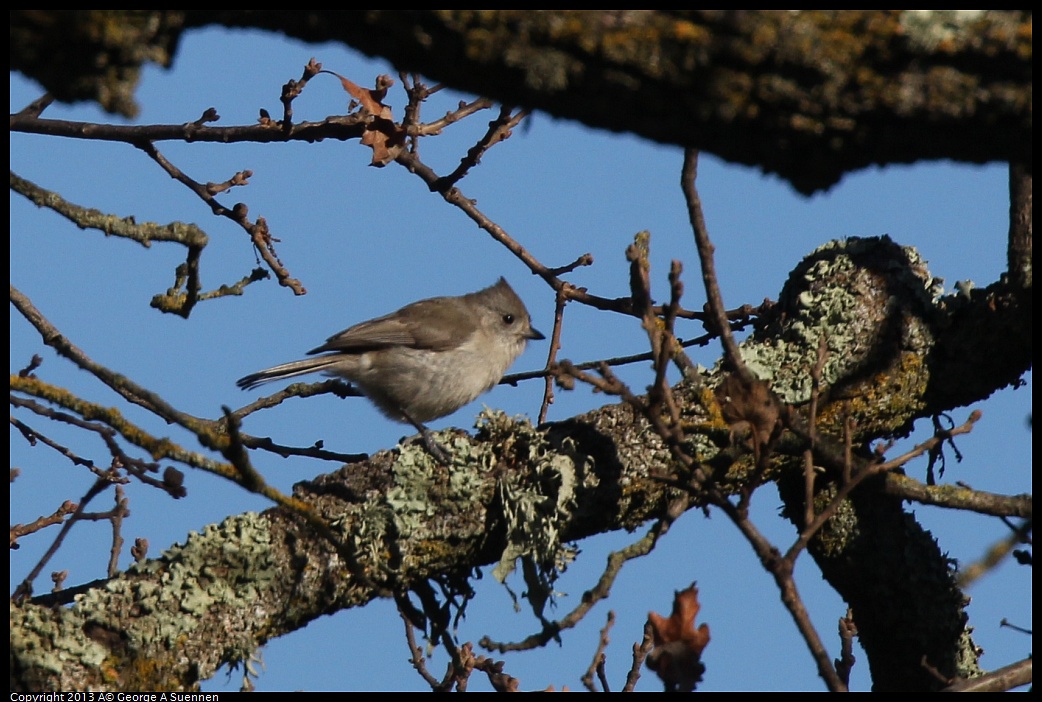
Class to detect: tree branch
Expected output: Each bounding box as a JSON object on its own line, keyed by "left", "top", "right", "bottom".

{"left": 12, "top": 10, "right": 1030, "bottom": 193}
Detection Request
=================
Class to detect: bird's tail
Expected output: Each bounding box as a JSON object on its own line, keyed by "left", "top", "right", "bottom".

{"left": 236, "top": 356, "right": 344, "bottom": 391}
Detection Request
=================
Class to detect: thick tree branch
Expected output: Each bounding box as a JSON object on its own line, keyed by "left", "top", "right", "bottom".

{"left": 1008, "top": 162, "right": 1032, "bottom": 289}
{"left": 10, "top": 10, "right": 1031, "bottom": 193}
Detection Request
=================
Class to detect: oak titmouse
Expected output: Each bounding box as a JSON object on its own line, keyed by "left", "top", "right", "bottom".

{"left": 237, "top": 277, "right": 544, "bottom": 461}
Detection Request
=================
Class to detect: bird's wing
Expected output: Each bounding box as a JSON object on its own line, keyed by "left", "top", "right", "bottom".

{"left": 307, "top": 299, "right": 468, "bottom": 355}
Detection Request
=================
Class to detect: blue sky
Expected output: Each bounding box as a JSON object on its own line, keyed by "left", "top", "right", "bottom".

{"left": 10, "top": 27, "right": 1031, "bottom": 691}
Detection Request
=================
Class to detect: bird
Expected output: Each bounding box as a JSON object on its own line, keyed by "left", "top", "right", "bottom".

{"left": 237, "top": 277, "right": 544, "bottom": 462}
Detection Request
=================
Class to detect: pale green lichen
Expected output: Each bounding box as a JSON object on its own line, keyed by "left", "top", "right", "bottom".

{"left": 726, "top": 236, "right": 939, "bottom": 406}
{"left": 10, "top": 601, "right": 110, "bottom": 676}
{"left": 807, "top": 482, "right": 860, "bottom": 559}
{"left": 370, "top": 410, "right": 588, "bottom": 618}
{"left": 385, "top": 432, "right": 492, "bottom": 539}
{"left": 953, "top": 626, "right": 985, "bottom": 680}
{"left": 899, "top": 10, "right": 987, "bottom": 51}
{"left": 116, "top": 512, "right": 276, "bottom": 650}
{"left": 474, "top": 410, "right": 585, "bottom": 615}
{"left": 11, "top": 512, "right": 277, "bottom": 688}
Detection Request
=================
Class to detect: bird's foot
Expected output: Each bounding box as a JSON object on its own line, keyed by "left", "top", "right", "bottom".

{"left": 419, "top": 427, "right": 452, "bottom": 465}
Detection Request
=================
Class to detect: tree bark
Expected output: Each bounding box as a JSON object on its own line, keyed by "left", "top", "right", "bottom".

{"left": 10, "top": 10, "right": 1032, "bottom": 193}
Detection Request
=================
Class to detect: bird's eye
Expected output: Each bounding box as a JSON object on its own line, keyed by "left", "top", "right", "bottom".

{"left": 502, "top": 314, "right": 515, "bottom": 325}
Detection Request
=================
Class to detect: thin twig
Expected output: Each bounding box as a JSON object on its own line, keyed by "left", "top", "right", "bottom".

{"left": 480, "top": 499, "right": 688, "bottom": 653}
{"left": 10, "top": 106, "right": 370, "bottom": 145}
{"left": 398, "top": 603, "right": 444, "bottom": 690}
{"left": 943, "top": 656, "right": 1033, "bottom": 692}
{"left": 279, "top": 58, "right": 323, "bottom": 132}
{"left": 786, "top": 411, "right": 983, "bottom": 564}
{"left": 802, "top": 336, "right": 830, "bottom": 527}
{"left": 538, "top": 287, "right": 569, "bottom": 424}
{"left": 12, "top": 477, "right": 111, "bottom": 601}
{"left": 623, "top": 622, "right": 655, "bottom": 692}
{"left": 105, "top": 486, "right": 129, "bottom": 577}
{"left": 680, "top": 150, "right": 751, "bottom": 381}
{"left": 882, "top": 473, "right": 1031, "bottom": 518}
{"left": 9, "top": 499, "right": 77, "bottom": 549}
{"left": 136, "top": 142, "right": 306, "bottom": 296}
{"left": 835, "top": 609, "right": 857, "bottom": 688}
{"left": 581, "top": 611, "right": 615, "bottom": 692}
{"left": 505, "top": 307, "right": 764, "bottom": 386}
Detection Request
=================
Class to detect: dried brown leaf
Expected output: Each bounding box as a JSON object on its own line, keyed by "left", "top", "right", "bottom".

{"left": 324, "top": 71, "right": 403, "bottom": 166}
{"left": 646, "top": 584, "right": 711, "bottom": 691}
{"left": 714, "top": 373, "right": 782, "bottom": 448}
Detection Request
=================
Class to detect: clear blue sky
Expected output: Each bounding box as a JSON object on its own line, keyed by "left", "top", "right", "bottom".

{"left": 10, "top": 27, "right": 1031, "bottom": 692}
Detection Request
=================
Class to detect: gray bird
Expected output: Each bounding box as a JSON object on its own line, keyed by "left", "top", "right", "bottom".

{"left": 238, "top": 277, "right": 544, "bottom": 462}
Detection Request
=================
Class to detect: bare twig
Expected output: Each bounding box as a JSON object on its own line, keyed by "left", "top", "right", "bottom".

{"left": 9, "top": 499, "right": 77, "bottom": 549}
{"left": 11, "top": 394, "right": 183, "bottom": 495}
{"left": 105, "top": 486, "right": 130, "bottom": 577}
{"left": 623, "top": 622, "right": 655, "bottom": 692}
{"left": 135, "top": 142, "right": 306, "bottom": 296}
{"left": 581, "top": 612, "right": 615, "bottom": 692}
{"left": 12, "top": 476, "right": 111, "bottom": 601}
{"left": 436, "top": 105, "right": 529, "bottom": 188}
{"left": 398, "top": 604, "right": 444, "bottom": 690}
{"left": 625, "top": 236, "right": 680, "bottom": 431}
{"left": 9, "top": 106, "right": 369, "bottom": 145}
{"left": 11, "top": 413, "right": 97, "bottom": 470}
{"left": 14, "top": 93, "right": 54, "bottom": 118}
{"left": 12, "top": 284, "right": 220, "bottom": 439}
{"left": 538, "top": 287, "right": 569, "bottom": 424}
{"left": 835, "top": 609, "right": 857, "bottom": 688}
{"left": 279, "top": 58, "right": 324, "bottom": 133}
{"left": 680, "top": 150, "right": 751, "bottom": 382}
{"left": 801, "top": 336, "right": 831, "bottom": 527}
{"left": 416, "top": 97, "right": 496, "bottom": 137}
{"left": 882, "top": 473, "right": 1031, "bottom": 519}
{"left": 955, "top": 518, "right": 1032, "bottom": 588}
{"left": 787, "top": 411, "right": 983, "bottom": 564}
{"left": 546, "top": 252, "right": 594, "bottom": 276}
{"left": 10, "top": 171, "right": 209, "bottom": 249}
{"left": 942, "top": 656, "right": 1032, "bottom": 692}
{"left": 480, "top": 499, "right": 688, "bottom": 653}
{"left": 505, "top": 305, "right": 763, "bottom": 386}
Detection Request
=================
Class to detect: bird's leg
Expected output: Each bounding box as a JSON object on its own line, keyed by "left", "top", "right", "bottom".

{"left": 404, "top": 413, "right": 451, "bottom": 465}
